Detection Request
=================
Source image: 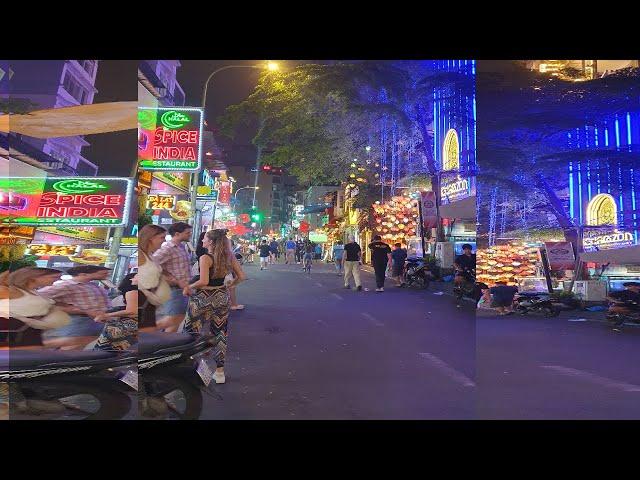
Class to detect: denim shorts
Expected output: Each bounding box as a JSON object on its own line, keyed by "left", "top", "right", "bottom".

{"left": 42, "top": 315, "right": 104, "bottom": 338}
{"left": 156, "top": 286, "right": 188, "bottom": 316}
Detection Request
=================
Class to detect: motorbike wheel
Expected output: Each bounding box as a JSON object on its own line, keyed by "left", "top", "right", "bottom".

{"left": 140, "top": 368, "right": 203, "bottom": 420}
{"left": 543, "top": 306, "right": 560, "bottom": 318}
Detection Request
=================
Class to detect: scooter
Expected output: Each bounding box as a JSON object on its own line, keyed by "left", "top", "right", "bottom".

{"left": 453, "top": 268, "right": 480, "bottom": 307}
{"left": 513, "top": 292, "right": 561, "bottom": 317}
{"left": 606, "top": 299, "right": 640, "bottom": 332}
{"left": 404, "top": 257, "right": 432, "bottom": 289}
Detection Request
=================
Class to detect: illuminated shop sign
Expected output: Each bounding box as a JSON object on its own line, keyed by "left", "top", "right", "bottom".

{"left": 138, "top": 107, "right": 203, "bottom": 172}
{"left": 441, "top": 176, "right": 469, "bottom": 203}
{"left": 10, "top": 177, "right": 133, "bottom": 227}
{"left": 582, "top": 193, "right": 636, "bottom": 252}
{"left": 146, "top": 194, "right": 176, "bottom": 210}
{"left": 583, "top": 229, "right": 635, "bottom": 251}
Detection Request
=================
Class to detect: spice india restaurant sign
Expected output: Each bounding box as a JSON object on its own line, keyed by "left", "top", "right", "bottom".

{"left": 138, "top": 107, "right": 204, "bottom": 172}
{"left": 0, "top": 177, "right": 133, "bottom": 227}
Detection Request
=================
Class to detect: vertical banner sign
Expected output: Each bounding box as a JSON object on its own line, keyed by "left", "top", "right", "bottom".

{"left": 420, "top": 191, "right": 438, "bottom": 229}
{"left": 544, "top": 242, "right": 575, "bottom": 270}
{"left": 138, "top": 107, "right": 203, "bottom": 172}
{"left": 5, "top": 177, "right": 132, "bottom": 227}
{"left": 218, "top": 181, "right": 231, "bottom": 205}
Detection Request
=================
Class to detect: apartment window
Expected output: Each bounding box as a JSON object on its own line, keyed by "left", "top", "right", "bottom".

{"left": 62, "top": 71, "right": 87, "bottom": 103}
{"left": 78, "top": 60, "right": 96, "bottom": 76}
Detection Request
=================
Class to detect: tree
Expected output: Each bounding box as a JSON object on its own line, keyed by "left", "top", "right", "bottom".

{"left": 477, "top": 61, "right": 640, "bottom": 246}
{"left": 220, "top": 61, "right": 475, "bottom": 240}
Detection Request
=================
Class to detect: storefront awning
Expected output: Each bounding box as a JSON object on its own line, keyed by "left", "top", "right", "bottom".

{"left": 0, "top": 102, "right": 137, "bottom": 138}
{"left": 439, "top": 195, "right": 476, "bottom": 220}
{"left": 579, "top": 244, "right": 640, "bottom": 265}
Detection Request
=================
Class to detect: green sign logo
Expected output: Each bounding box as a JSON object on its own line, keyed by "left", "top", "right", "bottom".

{"left": 138, "top": 109, "right": 157, "bottom": 129}
{"left": 160, "top": 110, "right": 191, "bottom": 129}
{"left": 52, "top": 179, "right": 110, "bottom": 194}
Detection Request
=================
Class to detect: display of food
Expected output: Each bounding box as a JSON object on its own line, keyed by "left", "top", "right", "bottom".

{"left": 69, "top": 248, "right": 109, "bottom": 265}
{"left": 476, "top": 242, "right": 540, "bottom": 286}
{"left": 372, "top": 194, "right": 419, "bottom": 246}
{"left": 169, "top": 200, "right": 192, "bottom": 221}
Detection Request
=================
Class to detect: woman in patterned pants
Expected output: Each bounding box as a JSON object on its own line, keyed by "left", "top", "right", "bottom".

{"left": 182, "top": 229, "right": 246, "bottom": 384}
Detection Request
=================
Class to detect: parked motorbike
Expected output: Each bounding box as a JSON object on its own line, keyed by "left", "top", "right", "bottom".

{"left": 606, "top": 299, "right": 640, "bottom": 332}
{"left": 5, "top": 375, "right": 135, "bottom": 420}
{"left": 404, "top": 257, "right": 432, "bottom": 289}
{"left": 453, "top": 268, "right": 480, "bottom": 307}
{"left": 513, "top": 292, "right": 561, "bottom": 317}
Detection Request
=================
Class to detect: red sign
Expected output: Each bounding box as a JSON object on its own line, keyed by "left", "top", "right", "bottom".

{"left": 299, "top": 221, "right": 310, "bottom": 233}
{"left": 2, "top": 177, "right": 132, "bottom": 227}
{"left": 238, "top": 213, "right": 250, "bottom": 224}
{"left": 138, "top": 107, "right": 203, "bottom": 172}
{"left": 218, "top": 181, "right": 231, "bottom": 205}
{"left": 421, "top": 191, "right": 438, "bottom": 229}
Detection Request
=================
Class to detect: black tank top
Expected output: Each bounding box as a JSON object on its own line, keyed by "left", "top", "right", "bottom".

{"left": 201, "top": 253, "right": 226, "bottom": 286}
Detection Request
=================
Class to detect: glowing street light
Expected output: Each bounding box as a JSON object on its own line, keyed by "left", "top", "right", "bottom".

{"left": 266, "top": 61, "right": 280, "bottom": 71}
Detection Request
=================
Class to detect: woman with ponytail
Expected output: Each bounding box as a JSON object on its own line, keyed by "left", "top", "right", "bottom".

{"left": 182, "top": 229, "right": 246, "bottom": 384}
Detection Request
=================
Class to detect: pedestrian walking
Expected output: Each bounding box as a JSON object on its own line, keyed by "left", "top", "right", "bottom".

{"left": 38, "top": 265, "right": 113, "bottom": 349}
{"left": 343, "top": 235, "right": 363, "bottom": 291}
{"left": 303, "top": 242, "right": 314, "bottom": 273}
{"left": 259, "top": 239, "right": 271, "bottom": 270}
{"left": 247, "top": 242, "right": 256, "bottom": 263}
{"left": 332, "top": 240, "right": 345, "bottom": 275}
{"left": 152, "top": 222, "right": 192, "bottom": 332}
{"left": 314, "top": 243, "right": 322, "bottom": 260}
{"left": 295, "top": 239, "right": 304, "bottom": 264}
{"left": 391, "top": 242, "right": 408, "bottom": 287}
{"left": 182, "top": 229, "right": 246, "bottom": 384}
{"left": 269, "top": 237, "right": 279, "bottom": 264}
{"left": 285, "top": 237, "right": 296, "bottom": 264}
{"left": 368, "top": 235, "right": 392, "bottom": 292}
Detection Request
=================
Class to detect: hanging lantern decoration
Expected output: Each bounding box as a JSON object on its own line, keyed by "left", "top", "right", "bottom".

{"left": 371, "top": 195, "right": 418, "bottom": 246}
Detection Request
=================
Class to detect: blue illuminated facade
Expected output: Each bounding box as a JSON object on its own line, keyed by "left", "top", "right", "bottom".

{"left": 431, "top": 60, "right": 477, "bottom": 176}
{"left": 567, "top": 109, "right": 640, "bottom": 244}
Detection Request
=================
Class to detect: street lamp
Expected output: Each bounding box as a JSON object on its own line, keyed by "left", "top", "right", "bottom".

{"left": 191, "top": 62, "right": 280, "bottom": 242}
{"left": 201, "top": 61, "right": 280, "bottom": 110}
{"left": 233, "top": 186, "right": 259, "bottom": 214}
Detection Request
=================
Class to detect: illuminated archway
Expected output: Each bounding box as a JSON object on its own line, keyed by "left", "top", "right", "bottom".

{"left": 586, "top": 193, "right": 617, "bottom": 226}
{"left": 442, "top": 129, "right": 459, "bottom": 171}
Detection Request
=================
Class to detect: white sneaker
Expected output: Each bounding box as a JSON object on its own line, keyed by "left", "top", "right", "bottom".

{"left": 213, "top": 371, "right": 226, "bottom": 384}
{"left": 376, "top": 288, "right": 384, "bottom": 292}
{"left": 230, "top": 305, "right": 245, "bottom": 310}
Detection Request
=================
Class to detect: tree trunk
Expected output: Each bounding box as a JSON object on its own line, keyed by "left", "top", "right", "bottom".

{"left": 415, "top": 104, "right": 445, "bottom": 242}
{"left": 535, "top": 172, "right": 579, "bottom": 249}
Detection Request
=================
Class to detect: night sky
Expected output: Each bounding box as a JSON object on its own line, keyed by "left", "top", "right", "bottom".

{"left": 83, "top": 60, "right": 137, "bottom": 177}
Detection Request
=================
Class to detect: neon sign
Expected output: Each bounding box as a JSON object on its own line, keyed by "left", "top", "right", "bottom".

{"left": 52, "top": 179, "right": 110, "bottom": 194}
{"left": 160, "top": 110, "right": 191, "bottom": 129}
{"left": 138, "top": 107, "right": 203, "bottom": 172}
{"left": 582, "top": 193, "right": 635, "bottom": 251}
{"left": 146, "top": 194, "right": 176, "bottom": 210}
{"left": 12, "top": 177, "right": 133, "bottom": 227}
{"left": 441, "top": 176, "right": 469, "bottom": 202}
{"left": 442, "top": 129, "right": 460, "bottom": 171}
{"left": 0, "top": 177, "right": 47, "bottom": 224}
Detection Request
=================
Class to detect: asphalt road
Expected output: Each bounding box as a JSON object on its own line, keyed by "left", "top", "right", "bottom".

{"left": 477, "top": 309, "right": 640, "bottom": 419}
{"left": 195, "top": 260, "right": 476, "bottom": 419}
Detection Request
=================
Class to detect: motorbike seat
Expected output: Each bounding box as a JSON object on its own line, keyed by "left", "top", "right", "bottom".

{"left": 0, "top": 348, "right": 118, "bottom": 371}
{"left": 138, "top": 332, "right": 199, "bottom": 356}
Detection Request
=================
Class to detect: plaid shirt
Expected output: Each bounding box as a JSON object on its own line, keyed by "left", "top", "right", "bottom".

{"left": 152, "top": 240, "right": 191, "bottom": 285}
{"left": 38, "top": 280, "right": 111, "bottom": 313}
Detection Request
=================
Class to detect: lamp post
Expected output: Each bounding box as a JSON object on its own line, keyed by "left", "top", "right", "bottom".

{"left": 233, "top": 186, "right": 259, "bottom": 215}
{"left": 191, "top": 61, "right": 279, "bottom": 240}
